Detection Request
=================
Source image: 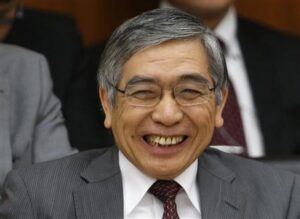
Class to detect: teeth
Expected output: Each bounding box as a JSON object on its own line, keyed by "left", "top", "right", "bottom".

{"left": 159, "top": 137, "right": 166, "bottom": 145}
{"left": 166, "top": 137, "right": 171, "bottom": 145}
{"left": 146, "top": 135, "right": 184, "bottom": 147}
{"left": 172, "top": 137, "right": 177, "bottom": 145}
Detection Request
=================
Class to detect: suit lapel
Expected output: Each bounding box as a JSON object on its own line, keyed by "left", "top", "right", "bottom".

{"left": 73, "top": 148, "right": 246, "bottom": 218}
{"left": 0, "top": 72, "right": 12, "bottom": 187}
{"left": 198, "top": 150, "right": 246, "bottom": 218}
{"left": 237, "top": 18, "right": 286, "bottom": 153}
{"left": 73, "top": 147, "right": 123, "bottom": 219}
{"left": 237, "top": 18, "right": 281, "bottom": 109}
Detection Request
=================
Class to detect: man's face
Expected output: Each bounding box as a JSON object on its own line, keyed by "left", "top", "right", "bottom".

{"left": 0, "top": 2, "right": 16, "bottom": 41}
{"left": 167, "top": 0, "right": 235, "bottom": 19}
{"left": 100, "top": 39, "right": 227, "bottom": 179}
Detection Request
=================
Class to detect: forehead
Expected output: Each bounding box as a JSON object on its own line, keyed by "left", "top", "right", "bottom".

{"left": 120, "top": 39, "right": 212, "bottom": 85}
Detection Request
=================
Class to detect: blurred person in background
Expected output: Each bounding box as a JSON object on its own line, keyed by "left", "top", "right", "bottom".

{"left": 0, "top": 0, "right": 79, "bottom": 197}
{"left": 0, "top": 44, "right": 77, "bottom": 200}
{"left": 160, "top": 0, "right": 300, "bottom": 157}
{"left": 66, "top": 42, "right": 115, "bottom": 150}
{"left": 0, "top": 0, "right": 83, "bottom": 115}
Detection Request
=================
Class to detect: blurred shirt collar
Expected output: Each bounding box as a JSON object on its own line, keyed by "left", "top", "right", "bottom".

{"left": 214, "top": 7, "right": 240, "bottom": 57}
{"left": 159, "top": 1, "right": 239, "bottom": 57}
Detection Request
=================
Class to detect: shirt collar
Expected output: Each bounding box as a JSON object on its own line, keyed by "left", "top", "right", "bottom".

{"left": 214, "top": 7, "right": 240, "bottom": 57}
{"left": 175, "top": 158, "right": 201, "bottom": 212}
{"left": 160, "top": 1, "right": 239, "bottom": 57}
{"left": 119, "top": 151, "right": 155, "bottom": 216}
{"left": 119, "top": 151, "right": 200, "bottom": 215}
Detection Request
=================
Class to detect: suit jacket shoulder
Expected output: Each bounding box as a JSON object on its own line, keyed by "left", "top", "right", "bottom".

{"left": 0, "top": 148, "right": 122, "bottom": 219}
{"left": 198, "top": 148, "right": 300, "bottom": 218}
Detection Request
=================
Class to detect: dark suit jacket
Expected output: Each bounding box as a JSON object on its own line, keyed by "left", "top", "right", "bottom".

{"left": 3, "top": 7, "right": 83, "bottom": 114}
{"left": 237, "top": 17, "right": 300, "bottom": 155}
{"left": 66, "top": 44, "right": 115, "bottom": 150}
{"left": 67, "top": 17, "right": 300, "bottom": 155}
{"left": 0, "top": 147, "right": 299, "bottom": 218}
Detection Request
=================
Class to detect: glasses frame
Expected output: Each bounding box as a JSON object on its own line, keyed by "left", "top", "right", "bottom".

{"left": 106, "top": 78, "right": 216, "bottom": 107}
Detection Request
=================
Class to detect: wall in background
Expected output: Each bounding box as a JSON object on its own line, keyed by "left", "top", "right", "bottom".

{"left": 21, "top": 0, "right": 159, "bottom": 46}
{"left": 236, "top": 0, "right": 300, "bottom": 38}
{"left": 21, "top": 0, "right": 300, "bottom": 46}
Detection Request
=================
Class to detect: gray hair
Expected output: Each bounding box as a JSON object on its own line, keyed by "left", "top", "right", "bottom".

{"left": 98, "top": 8, "right": 228, "bottom": 106}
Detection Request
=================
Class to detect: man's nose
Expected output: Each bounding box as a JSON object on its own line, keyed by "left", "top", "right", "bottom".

{"left": 151, "top": 93, "right": 183, "bottom": 126}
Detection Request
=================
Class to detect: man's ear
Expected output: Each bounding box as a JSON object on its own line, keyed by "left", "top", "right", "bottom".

{"left": 214, "top": 87, "right": 228, "bottom": 128}
{"left": 99, "top": 88, "right": 112, "bottom": 129}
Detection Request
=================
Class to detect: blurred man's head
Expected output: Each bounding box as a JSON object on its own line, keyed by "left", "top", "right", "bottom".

{"left": 0, "top": 0, "right": 19, "bottom": 41}
{"left": 98, "top": 8, "right": 228, "bottom": 179}
{"left": 163, "top": 0, "right": 235, "bottom": 28}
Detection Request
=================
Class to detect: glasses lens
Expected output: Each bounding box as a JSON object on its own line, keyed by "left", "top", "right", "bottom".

{"left": 125, "top": 83, "right": 161, "bottom": 107}
{"left": 174, "top": 82, "right": 213, "bottom": 106}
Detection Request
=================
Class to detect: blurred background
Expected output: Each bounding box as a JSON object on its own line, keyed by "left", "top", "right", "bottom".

{"left": 22, "top": 0, "right": 300, "bottom": 46}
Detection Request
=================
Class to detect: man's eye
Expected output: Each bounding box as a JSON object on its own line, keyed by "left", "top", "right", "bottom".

{"left": 179, "top": 89, "right": 203, "bottom": 99}
{"left": 130, "top": 90, "right": 158, "bottom": 99}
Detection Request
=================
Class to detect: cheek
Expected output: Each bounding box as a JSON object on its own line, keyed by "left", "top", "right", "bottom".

{"left": 188, "top": 103, "right": 217, "bottom": 129}
{"left": 111, "top": 104, "right": 149, "bottom": 140}
{"left": 199, "top": 110, "right": 216, "bottom": 139}
{"left": 185, "top": 104, "right": 217, "bottom": 146}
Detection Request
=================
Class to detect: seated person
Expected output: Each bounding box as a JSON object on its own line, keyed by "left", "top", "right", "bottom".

{"left": 160, "top": 0, "right": 300, "bottom": 157}
{"left": 0, "top": 9, "right": 299, "bottom": 218}
{"left": 0, "top": 0, "right": 83, "bottom": 114}
{"left": 0, "top": 44, "right": 76, "bottom": 195}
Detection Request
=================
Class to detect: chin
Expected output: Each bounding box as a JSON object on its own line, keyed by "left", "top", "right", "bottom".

{"left": 144, "top": 160, "right": 186, "bottom": 179}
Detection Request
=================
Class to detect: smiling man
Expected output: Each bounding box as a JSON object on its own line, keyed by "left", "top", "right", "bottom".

{"left": 100, "top": 38, "right": 225, "bottom": 181}
{"left": 0, "top": 8, "right": 299, "bottom": 219}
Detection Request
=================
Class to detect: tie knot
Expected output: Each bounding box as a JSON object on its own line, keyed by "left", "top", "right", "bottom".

{"left": 149, "top": 180, "right": 181, "bottom": 203}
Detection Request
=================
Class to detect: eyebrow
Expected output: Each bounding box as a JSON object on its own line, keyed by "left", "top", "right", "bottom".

{"left": 126, "top": 76, "right": 158, "bottom": 86}
{"left": 125, "top": 73, "right": 210, "bottom": 86}
{"left": 179, "top": 73, "right": 210, "bottom": 84}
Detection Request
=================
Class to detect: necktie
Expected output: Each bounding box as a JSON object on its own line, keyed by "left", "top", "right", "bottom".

{"left": 210, "top": 83, "right": 247, "bottom": 154}
{"left": 211, "top": 37, "right": 247, "bottom": 155}
{"left": 149, "top": 180, "right": 181, "bottom": 219}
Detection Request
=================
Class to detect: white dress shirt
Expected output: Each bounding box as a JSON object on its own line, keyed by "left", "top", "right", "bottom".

{"left": 119, "top": 151, "right": 201, "bottom": 219}
{"left": 214, "top": 7, "right": 264, "bottom": 157}
{"left": 160, "top": 1, "right": 265, "bottom": 157}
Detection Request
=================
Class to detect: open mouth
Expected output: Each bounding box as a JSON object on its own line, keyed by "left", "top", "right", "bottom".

{"left": 144, "top": 135, "right": 187, "bottom": 147}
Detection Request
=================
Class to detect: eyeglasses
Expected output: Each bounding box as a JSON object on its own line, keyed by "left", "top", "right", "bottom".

{"left": 108, "top": 80, "right": 215, "bottom": 107}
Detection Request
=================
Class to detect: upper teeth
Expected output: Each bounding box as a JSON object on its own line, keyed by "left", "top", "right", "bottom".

{"left": 146, "top": 136, "right": 184, "bottom": 146}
